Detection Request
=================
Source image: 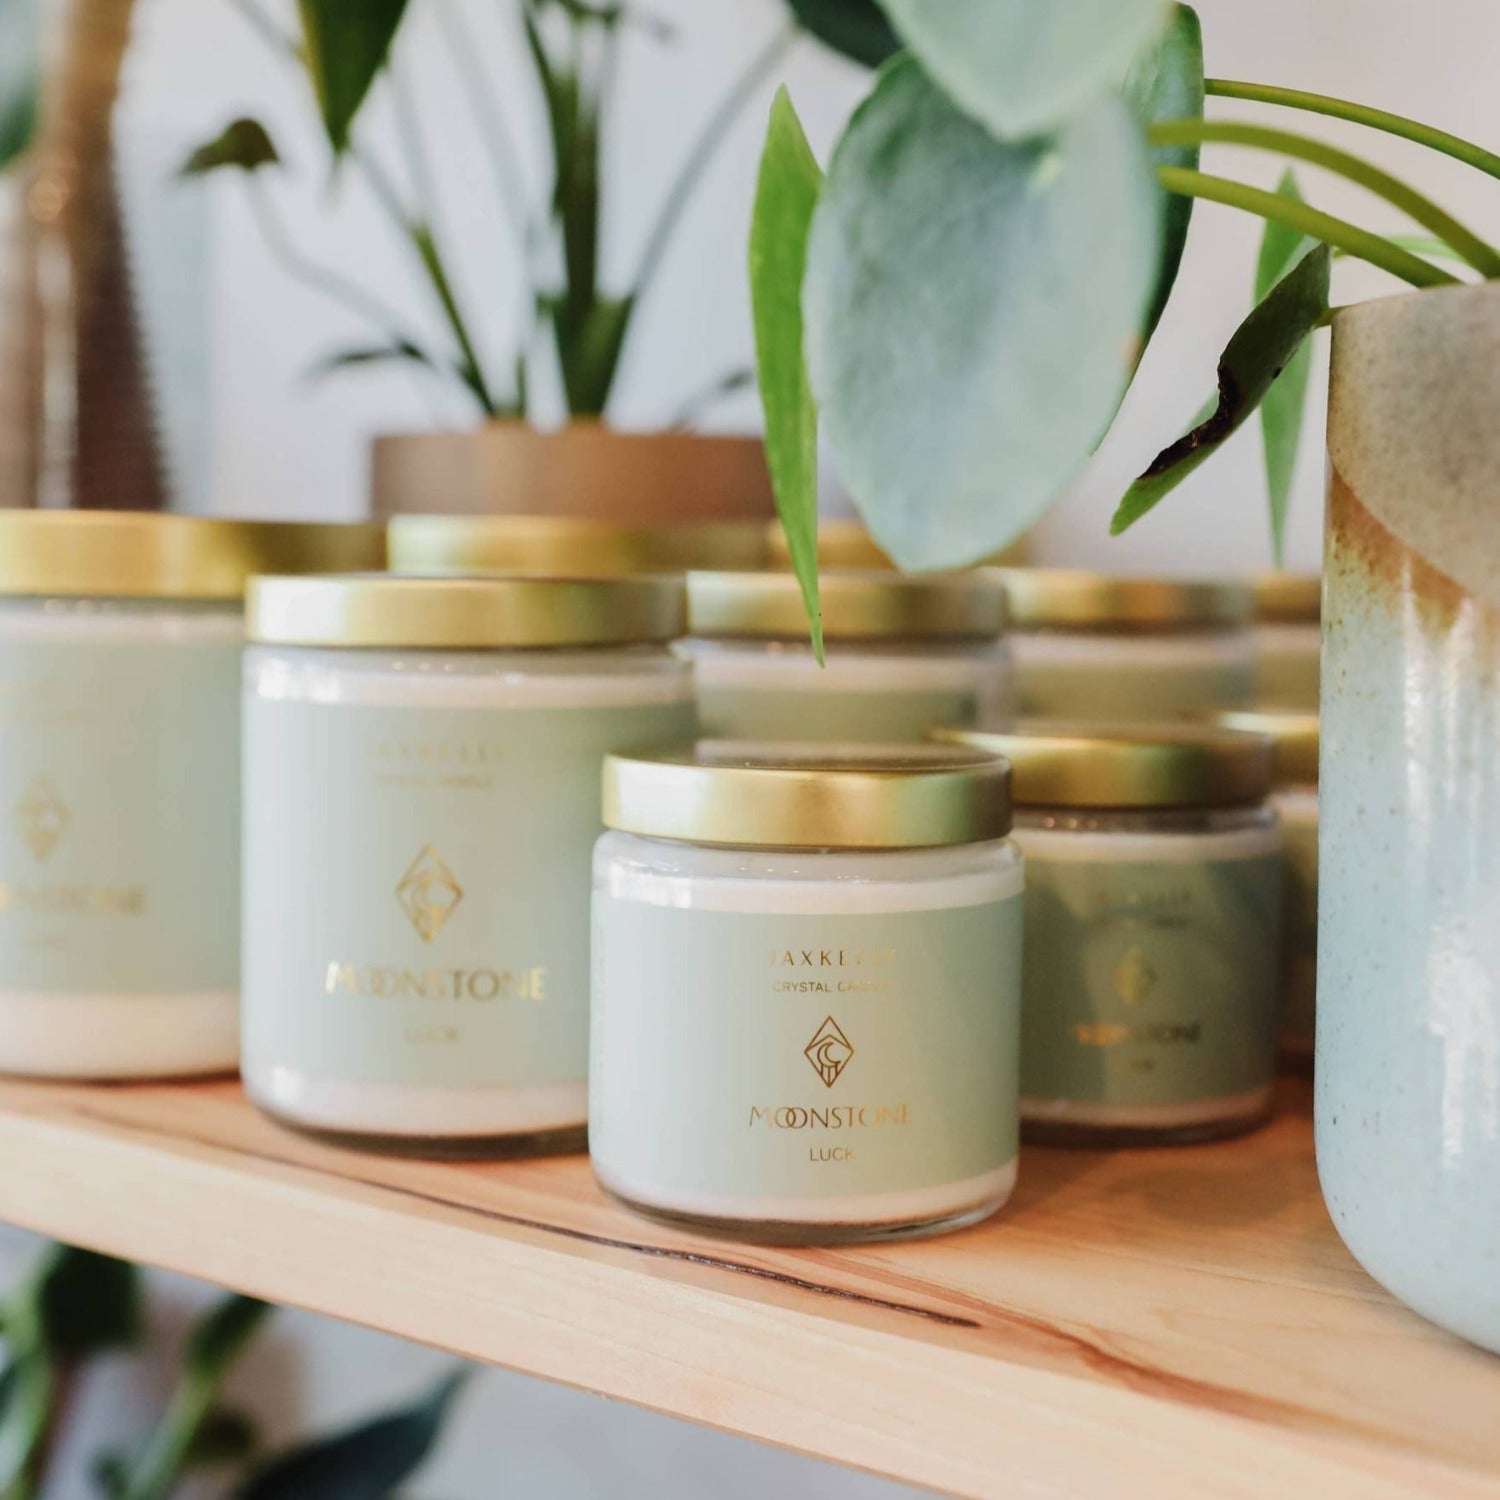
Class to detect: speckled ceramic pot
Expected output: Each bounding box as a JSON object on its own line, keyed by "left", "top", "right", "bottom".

{"left": 1319, "top": 282, "right": 1500, "bottom": 1352}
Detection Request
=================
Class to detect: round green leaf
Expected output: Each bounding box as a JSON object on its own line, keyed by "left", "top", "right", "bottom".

{"left": 876, "top": 0, "right": 1169, "bottom": 140}
{"left": 804, "top": 59, "right": 1161, "bottom": 570}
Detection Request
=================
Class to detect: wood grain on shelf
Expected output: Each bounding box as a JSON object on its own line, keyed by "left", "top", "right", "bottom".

{"left": 0, "top": 1076, "right": 1494, "bottom": 1500}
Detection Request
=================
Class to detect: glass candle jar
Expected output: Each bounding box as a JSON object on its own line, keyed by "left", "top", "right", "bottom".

{"left": 388, "top": 514, "right": 768, "bottom": 577}
{"left": 1218, "top": 709, "right": 1319, "bottom": 1069}
{"left": 999, "top": 570, "right": 1254, "bottom": 721}
{"left": 940, "top": 724, "right": 1283, "bottom": 1144}
{"left": 242, "top": 574, "right": 693, "bottom": 1157}
{"left": 0, "top": 513, "right": 384, "bottom": 1078}
{"left": 590, "top": 743, "right": 1024, "bottom": 1244}
{"left": 678, "top": 570, "right": 1010, "bottom": 742}
{"left": 1251, "top": 573, "right": 1321, "bottom": 710}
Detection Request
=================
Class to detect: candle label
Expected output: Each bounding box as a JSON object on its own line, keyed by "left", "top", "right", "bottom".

{"left": 1018, "top": 845, "right": 1282, "bottom": 1106}
{"left": 0, "top": 632, "right": 240, "bottom": 994}
{"left": 243, "top": 696, "right": 693, "bottom": 1089}
{"left": 1277, "top": 798, "right": 1319, "bottom": 1055}
{"left": 695, "top": 684, "right": 986, "bottom": 742}
{"left": 589, "top": 895, "right": 1022, "bottom": 1201}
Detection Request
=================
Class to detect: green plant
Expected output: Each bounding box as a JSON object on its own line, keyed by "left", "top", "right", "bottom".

{"left": 751, "top": 2, "right": 1500, "bottom": 646}
{"left": 181, "top": 0, "right": 900, "bottom": 425}
{"left": 0, "top": 1242, "right": 467, "bottom": 1498}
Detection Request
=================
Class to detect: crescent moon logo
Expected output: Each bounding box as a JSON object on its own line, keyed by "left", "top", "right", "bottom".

{"left": 804, "top": 1016, "right": 855, "bottom": 1088}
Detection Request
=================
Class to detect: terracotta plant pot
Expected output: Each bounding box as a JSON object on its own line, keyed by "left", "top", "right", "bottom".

{"left": 370, "top": 422, "right": 773, "bottom": 525}
{"left": 1318, "top": 280, "right": 1500, "bottom": 1352}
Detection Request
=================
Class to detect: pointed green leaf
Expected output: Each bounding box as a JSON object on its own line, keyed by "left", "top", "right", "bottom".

{"left": 1256, "top": 170, "right": 1315, "bottom": 563}
{"left": 805, "top": 59, "right": 1161, "bottom": 570}
{"left": 235, "top": 1369, "right": 469, "bottom": 1500}
{"left": 0, "top": 0, "right": 41, "bottom": 172}
{"left": 874, "top": 0, "right": 1169, "bottom": 140}
{"left": 306, "top": 341, "right": 441, "bottom": 381}
{"left": 750, "top": 86, "right": 824, "bottom": 660}
{"left": 550, "top": 295, "right": 633, "bottom": 417}
{"left": 1123, "top": 4, "right": 1203, "bottom": 342}
{"left": 1113, "top": 242, "right": 1331, "bottom": 535}
{"left": 784, "top": 0, "right": 902, "bottom": 67}
{"left": 179, "top": 119, "right": 281, "bottom": 178}
{"left": 298, "top": 0, "right": 411, "bottom": 155}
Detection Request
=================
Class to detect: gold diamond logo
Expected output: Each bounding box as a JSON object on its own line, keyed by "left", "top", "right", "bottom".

{"left": 17, "top": 775, "right": 67, "bottom": 861}
{"left": 396, "top": 845, "right": 463, "bottom": 943}
{"left": 1113, "top": 946, "right": 1157, "bottom": 1006}
{"left": 805, "top": 1016, "right": 854, "bottom": 1089}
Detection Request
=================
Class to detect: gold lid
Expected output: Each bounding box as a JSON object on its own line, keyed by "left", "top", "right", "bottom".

{"left": 764, "top": 519, "right": 1029, "bottom": 570}
{"left": 1214, "top": 708, "right": 1319, "bottom": 785}
{"left": 998, "top": 568, "right": 1252, "bottom": 633}
{"left": 936, "top": 723, "right": 1273, "bottom": 809}
{"left": 388, "top": 515, "right": 768, "bottom": 577}
{"left": 0, "top": 513, "right": 385, "bottom": 600}
{"left": 687, "top": 569, "right": 1006, "bottom": 641}
{"left": 603, "top": 742, "right": 1012, "bottom": 849}
{"left": 1252, "top": 571, "right": 1322, "bottom": 624}
{"left": 247, "top": 573, "right": 685, "bottom": 649}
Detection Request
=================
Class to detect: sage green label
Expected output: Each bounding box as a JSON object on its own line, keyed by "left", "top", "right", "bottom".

{"left": 1279, "top": 809, "right": 1318, "bottom": 1053}
{"left": 696, "top": 684, "right": 980, "bottom": 742}
{"left": 1015, "top": 656, "right": 1253, "bottom": 721}
{"left": 243, "top": 696, "right": 693, "bottom": 1088}
{"left": 0, "top": 634, "right": 240, "bottom": 994}
{"left": 1019, "top": 848, "right": 1282, "bottom": 1106}
{"left": 590, "top": 895, "right": 1022, "bottom": 1202}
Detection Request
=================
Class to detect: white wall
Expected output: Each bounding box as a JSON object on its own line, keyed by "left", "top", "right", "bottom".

{"left": 39, "top": 2, "right": 1496, "bottom": 1495}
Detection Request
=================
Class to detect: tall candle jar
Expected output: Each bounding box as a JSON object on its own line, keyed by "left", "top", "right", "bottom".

{"left": 242, "top": 574, "right": 693, "bottom": 1157}
{"left": 999, "top": 570, "right": 1254, "bottom": 721}
{"left": 388, "top": 514, "right": 768, "bottom": 577}
{"left": 591, "top": 743, "right": 1024, "bottom": 1244}
{"left": 1218, "top": 709, "right": 1319, "bottom": 1069}
{"left": 1251, "top": 573, "right": 1321, "bottom": 710}
{"left": 0, "top": 513, "right": 384, "bottom": 1078}
{"left": 940, "top": 725, "right": 1282, "bottom": 1144}
{"left": 678, "top": 570, "right": 1010, "bottom": 741}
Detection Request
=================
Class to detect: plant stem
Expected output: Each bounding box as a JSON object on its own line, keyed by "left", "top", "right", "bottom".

{"left": 1153, "top": 119, "right": 1500, "bottom": 277}
{"left": 1158, "top": 167, "right": 1461, "bottom": 288}
{"left": 631, "top": 21, "right": 798, "bottom": 301}
{"left": 1205, "top": 79, "right": 1500, "bottom": 182}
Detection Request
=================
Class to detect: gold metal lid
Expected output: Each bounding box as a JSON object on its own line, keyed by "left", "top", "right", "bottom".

{"left": 764, "top": 519, "right": 1029, "bottom": 570}
{"left": 603, "top": 742, "right": 1013, "bottom": 849}
{"left": 997, "top": 568, "right": 1252, "bottom": 633}
{"left": 936, "top": 723, "right": 1273, "bottom": 809}
{"left": 388, "top": 515, "right": 768, "bottom": 577}
{"left": 1252, "top": 571, "right": 1322, "bottom": 624}
{"left": 247, "top": 573, "right": 686, "bottom": 649}
{"left": 1214, "top": 708, "right": 1319, "bottom": 786}
{"left": 686, "top": 570, "right": 1006, "bottom": 641}
{"left": 0, "top": 513, "right": 385, "bottom": 600}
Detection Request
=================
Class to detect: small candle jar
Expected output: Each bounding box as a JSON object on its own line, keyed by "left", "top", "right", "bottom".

{"left": 1251, "top": 572, "right": 1321, "bottom": 710}
{"left": 241, "top": 574, "right": 693, "bottom": 1157}
{"left": 1219, "top": 709, "right": 1319, "bottom": 1069}
{"left": 940, "top": 724, "right": 1283, "bottom": 1144}
{"left": 590, "top": 743, "right": 1024, "bottom": 1244}
{"left": 388, "top": 514, "right": 768, "bottom": 577}
{"left": 1000, "top": 570, "right": 1255, "bottom": 721}
{"left": 0, "top": 514, "right": 383, "bottom": 1079}
{"left": 677, "top": 570, "right": 1010, "bottom": 742}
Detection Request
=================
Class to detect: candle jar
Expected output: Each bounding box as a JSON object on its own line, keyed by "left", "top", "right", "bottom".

{"left": 1251, "top": 573, "right": 1321, "bottom": 710}
{"left": 1218, "top": 709, "right": 1319, "bottom": 1069}
{"left": 388, "top": 515, "right": 768, "bottom": 577}
{"left": 241, "top": 574, "right": 693, "bottom": 1157}
{"left": 0, "top": 513, "right": 383, "bottom": 1078}
{"left": 1000, "top": 570, "right": 1254, "bottom": 721}
{"left": 941, "top": 724, "right": 1282, "bottom": 1144}
{"left": 677, "top": 570, "right": 1010, "bottom": 742}
{"left": 590, "top": 743, "right": 1023, "bottom": 1243}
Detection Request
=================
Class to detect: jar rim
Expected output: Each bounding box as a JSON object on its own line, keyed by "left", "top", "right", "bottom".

{"left": 602, "top": 740, "right": 1013, "bottom": 849}
{"left": 1212, "top": 708, "right": 1319, "bottom": 786}
{"left": 1251, "top": 571, "right": 1322, "bottom": 624}
{"left": 0, "top": 514, "right": 384, "bottom": 601}
{"left": 998, "top": 568, "right": 1251, "bottom": 633}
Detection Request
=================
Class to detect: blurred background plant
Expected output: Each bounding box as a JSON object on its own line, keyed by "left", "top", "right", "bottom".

{"left": 180, "top": 0, "right": 897, "bottom": 426}
{"left": 0, "top": 1243, "right": 467, "bottom": 1500}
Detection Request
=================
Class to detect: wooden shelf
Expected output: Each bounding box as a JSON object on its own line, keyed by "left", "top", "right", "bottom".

{"left": 0, "top": 1076, "right": 1495, "bottom": 1499}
